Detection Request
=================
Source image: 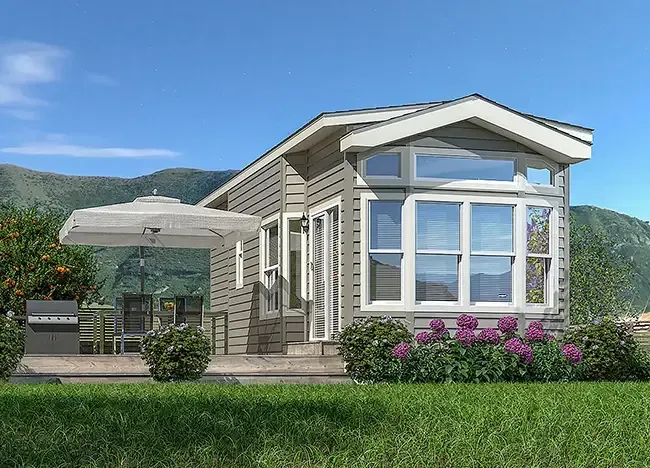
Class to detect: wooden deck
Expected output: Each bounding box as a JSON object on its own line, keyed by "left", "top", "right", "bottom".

{"left": 12, "top": 354, "right": 348, "bottom": 384}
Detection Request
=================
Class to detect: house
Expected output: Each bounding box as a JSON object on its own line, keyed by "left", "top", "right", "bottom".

{"left": 198, "top": 94, "right": 593, "bottom": 354}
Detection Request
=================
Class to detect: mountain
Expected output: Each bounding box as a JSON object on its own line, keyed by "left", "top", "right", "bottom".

{"left": 0, "top": 164, "right": 237, "bottom": 307}
{"left": 571, "top": 205, "right": 650, "bottom": 311}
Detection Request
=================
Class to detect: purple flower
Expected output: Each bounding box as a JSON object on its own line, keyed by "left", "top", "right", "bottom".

{"left": 455, "top": 328, "right": 476, "bottom": 347}
{"left": 504, "top": 337, "right": 523, "bottom": 354}
{"left": 518, "top": 343, "right": 533, "bottom": 364}
{"left": 392, "top": 342, "right": 410, "bottom": 360}
{"left": 545, "top": 333, "right": 556, "bottom": 342}
{"left": 529, "top": 321, "right": 544, "bottom": 331}
{"left": 429, "top": 319, "right": 446, "bottom": 333}
{"left": 415, "top": 331, "right": 432, "bottom": 344}
{"left": 477, "top": 328, "right": 501, "bottom": 345}
{"left": 562, "top": 344, "right": 583, "bottom": 364}
{"left": 498, "top": 316, "right": 518, "bottom": 334}
{"left": 525, "top": 326, "right": 545, "bottom": 342}
{"left": 456, "top": 314, "right": 478, "bottom": 330}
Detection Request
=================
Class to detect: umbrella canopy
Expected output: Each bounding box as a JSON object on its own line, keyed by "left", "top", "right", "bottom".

{"left": 59, "top": 196, "right": 261, "bottom": 249}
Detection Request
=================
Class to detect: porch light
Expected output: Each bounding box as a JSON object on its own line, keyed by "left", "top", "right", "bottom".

{"left": 300, "top": 213, "right": 309, "bottom": 232}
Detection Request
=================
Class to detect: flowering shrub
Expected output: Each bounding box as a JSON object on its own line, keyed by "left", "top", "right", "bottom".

{"left": 0, "top": 205, "right": 101, "bottom": 314}
{"left": 339, "top": 314, "right": 590, "bottom": 384}
{"left": 498, "top": 316, "right": 518, "bottom": 334}
{"left": 0, "top": 311, "right": 24, "bottom": 382}
{"left": 140, "top": 323, "right": 211, "bottom": 382}
{"left": 563, "top": 318, "right": 650, "bottom": 381}
{"left": 337, "top": 316, "right": 412, "bottom": 383}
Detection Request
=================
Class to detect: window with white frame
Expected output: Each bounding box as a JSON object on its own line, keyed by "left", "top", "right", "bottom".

{"left": 235, "top": 240, "right": 244, "bottom": 289}
{"left": 368, "top": 200, "right": 402, "bottom": 302}
{"left": 527, "top": 160, "right": 554, "bottom": 186}
{"left": 470, "top": 204, "right": 515, "bottom": 303}
{"left": 288, "top": 219, "right": 303, "bottom": 309}
{"left": 415, "top": 202, "right": 461, "bottom": 302}
{"left": 526, "top": 206, "right": 551, "bottom": 304}
{"left": 416, "top": 153, "right": 515, "bottom": 181}
{"left": 261, "top": 222, "right": 279, "bottom": 315}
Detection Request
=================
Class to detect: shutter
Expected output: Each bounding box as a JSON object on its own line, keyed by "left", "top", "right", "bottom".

{"left": 312, "top": 216, "right": 326, "bottom": 339}
{"left": 329, "top": 207, "right": 339, "bottom": 337}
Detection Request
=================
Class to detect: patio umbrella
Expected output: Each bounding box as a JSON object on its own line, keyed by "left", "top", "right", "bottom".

{"left": 59, "top": 195, "right": 261, "bottom": 292}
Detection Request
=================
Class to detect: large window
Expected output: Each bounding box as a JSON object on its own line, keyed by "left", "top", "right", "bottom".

{"left": 369, "top": 200, "right": 402, "bottom": 302}
{"left": 416, "top": 154, "right": 515, "bottom": 181}
{"left": 261, "top": 222, "right": 279, "bottom": 315}
{"left": 470, "top": 205, "right": 514, "bottom": 303}
{"left": 416, "top": 202, "right": 460, "bottom": 302}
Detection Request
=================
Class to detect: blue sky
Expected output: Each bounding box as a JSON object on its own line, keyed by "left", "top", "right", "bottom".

{"left": 0, "top": 1, "right": 648, "bottom": 219}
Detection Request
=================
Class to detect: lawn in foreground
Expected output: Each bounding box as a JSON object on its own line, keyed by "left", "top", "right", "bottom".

{"left": 1, "top": 383, "right": 650, "bottom": 467}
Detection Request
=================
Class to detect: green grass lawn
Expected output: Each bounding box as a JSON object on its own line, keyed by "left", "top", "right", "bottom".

{"left": 2, "top": 383, "right": 650, "bottom": 467}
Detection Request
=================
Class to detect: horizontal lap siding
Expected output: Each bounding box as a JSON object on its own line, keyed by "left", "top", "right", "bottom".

{"left": 307, "top": 128, "right": 348, "bottom": 330}
{"left": 284, "top": 152, "right": 306, "bottom": 213}
{"left": 225, "top": 160, "right": 281, "bottom": 354}
{"left": 352, "top": 121, "right": 569, "bottom": 331}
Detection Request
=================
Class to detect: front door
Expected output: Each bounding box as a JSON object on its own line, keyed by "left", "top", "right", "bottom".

{"left": 310, "top": 205, "right": 339, "bottom": 340}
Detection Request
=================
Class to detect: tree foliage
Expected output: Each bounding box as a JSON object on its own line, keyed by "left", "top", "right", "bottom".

{"left": 569, "top": 215, "right": 636, "bottom": 324}
{"left": 0, "top": 204, "right": 101, "bottom": 313}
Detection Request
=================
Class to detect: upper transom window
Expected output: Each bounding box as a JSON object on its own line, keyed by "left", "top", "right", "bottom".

{"left": 527, "top": 160, "right": 554, "bottom": 186}
{"left": 416, "top": 154, "right": 515, "bottom": 182}
{"left": 365, "top": 153, "right": 400, "bottom": 177}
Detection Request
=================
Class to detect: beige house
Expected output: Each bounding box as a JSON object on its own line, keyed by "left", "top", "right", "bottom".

{"left": 198, "top": 94, "right": 593, "bottom": 354}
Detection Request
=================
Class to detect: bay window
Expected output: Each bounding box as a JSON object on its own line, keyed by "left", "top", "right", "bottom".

{"left": 526, "top": 207, "right": 551, "bottom": 305}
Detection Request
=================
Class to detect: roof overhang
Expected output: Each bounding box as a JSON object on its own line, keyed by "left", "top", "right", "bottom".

{"left": 197, "top": 104, "right": 431, "bottom": 207}
{"left": 340, "top": 95, "right": 593, "bottom": 164}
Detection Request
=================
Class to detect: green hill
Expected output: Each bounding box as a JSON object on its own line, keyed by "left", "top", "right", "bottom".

{"left": 571, "top": 205, "right": 650, "bottom": 311}
{"left": 0, "top": 164, "right": 236, "bottom": 307}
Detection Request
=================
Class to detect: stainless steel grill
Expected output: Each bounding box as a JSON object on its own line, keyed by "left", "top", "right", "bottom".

{"left": 25, "top": 300, "right": 79, "bottom": 354}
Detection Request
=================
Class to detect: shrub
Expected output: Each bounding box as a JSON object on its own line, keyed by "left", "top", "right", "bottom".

{"left": 0, "top": 311, "right": 24, "bottom": 382}
{"left": 563, "top": 319, "right": 650, "bottom": 381}
{"left": 140, "top": 323, "right": 211, "bottom": 382}
{"left": 337, "top": 316, "right": 412, "bottom": 383}
{"left": 339, "top": 314, "right": 586, "bottom": 384}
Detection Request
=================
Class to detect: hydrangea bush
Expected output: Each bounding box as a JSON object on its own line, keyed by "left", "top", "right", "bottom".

{"left": 339, "top": 314, "right": 587, "bottom": 384}
{"left": 0, "top": 311, "right": 24, "bottom": 382}
{"left": 140, "top": 323, "right": 211, "bottom": 382}
{"left": 337, "top": 316, "right": 412, "bottom": 383}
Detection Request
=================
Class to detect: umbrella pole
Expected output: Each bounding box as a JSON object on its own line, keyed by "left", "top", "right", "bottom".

{"left": 139, "top": 246, "right": 145, "bottom": 294}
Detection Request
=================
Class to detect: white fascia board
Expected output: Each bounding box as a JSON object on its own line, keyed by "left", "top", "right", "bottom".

{"left": 340, "top": 98, "right": 592, "bottom": 164}
{"left": 530, "top": 117, "right": 593, "bottom": 144}
{"left": 197, "top": 106, "right": 429, "bottom": 207}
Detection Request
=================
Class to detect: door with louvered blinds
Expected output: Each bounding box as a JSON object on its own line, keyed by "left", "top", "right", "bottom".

{"left": 310, "top": 205, "right": 340, "bottom": 340}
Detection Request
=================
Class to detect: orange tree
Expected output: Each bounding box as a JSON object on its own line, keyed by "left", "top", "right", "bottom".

{"left": 0, "top": 204, "right": 101, "bottom": 314}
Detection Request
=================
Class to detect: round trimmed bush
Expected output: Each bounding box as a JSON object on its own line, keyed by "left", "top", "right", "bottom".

{"left": 0, "top": 311, "right": 24, "bottom": 382}
{"left": 140, "top": 323, "right": 211, "bottom": 382}
{"left": 563, "top": 318, "right": 650, "bottom": 381}
{"left": 337, "top": 316, "right": 412, "bottom": 383}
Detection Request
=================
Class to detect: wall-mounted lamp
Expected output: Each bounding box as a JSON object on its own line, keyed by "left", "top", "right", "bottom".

{"left": 300, "top": 213, "right": 309, "bottom": 232}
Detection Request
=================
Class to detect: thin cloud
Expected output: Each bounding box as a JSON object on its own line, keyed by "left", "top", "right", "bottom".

{"left": 0, "top": 142, "right": 180, "bottom": 158}
{"left": 0, "top": 40, "right": 68, "bottom": 118}
{"left": 86, "top": 72, "right": 118, "bottom": 86}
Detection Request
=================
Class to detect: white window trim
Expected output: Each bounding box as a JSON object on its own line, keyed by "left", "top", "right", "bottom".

{"left": 358, "top": 146, "right": 563, "bottom": 197}
{"left": 235, "top": 240, "right": 244, "bottom": 290}
{"left": 259, "top": 214, "right": 280, "bottom": 320}
{"left": 308, "top": 196, "right": 343, "bottom": 341}
{"left": 361, "top": 192, "right": 560, "bottom": 315}
{"left": 360, "top": 191, "right": 408, "bottom": 312}
{"left": 524, "top": 205, "right": 558, "bottom": 310}
{"left": 282, "top": 212, "right": 307, "bottom": 314}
